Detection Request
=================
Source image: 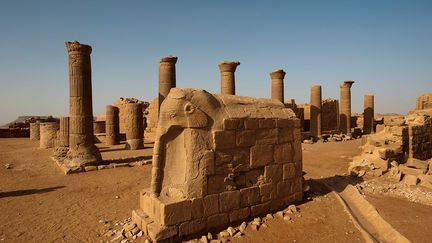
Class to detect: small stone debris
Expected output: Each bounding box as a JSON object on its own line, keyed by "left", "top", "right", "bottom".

{"left": 115, "top": 195, "right": 120, "bottom": 199}
{"left": 238, "top": 222, "right": 247, "bottom": 233}
{"left": 227, "top": 226, "right": 236, "bottom": 236}
{"left": 200, "top": 235, "right": 208, "bottom": 243}
{"left": 253, "top": 217, "right": 262, "bottom": 223}
{"left": 219, "top": 230, "right": 230, "bottom": 238}
{"left": 284, "top": 215, "right": 291, "bottom": 221}
{"left": 250, "top": 223, "right": 259, "bottom": 231}
{"left": 4, "top": 163, "right": 13, "bottom": 169}
{"left": 207, "top": 232, "right": 213, "bottom": 240}
{"left": 285, "top": 205, "right": 298, "bottom": 214}
{"left": 265, "top": 213, "right": 273, "bottom": 220}
{"left": 234, "top": 231, "right": 243, "bottom": 238}
{"left": 275, "top": 211, "right": 284, "bottom": 218}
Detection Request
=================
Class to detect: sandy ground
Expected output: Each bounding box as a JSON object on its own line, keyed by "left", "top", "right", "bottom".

{"left": 0, "top": 138, "right": 430, "bottom": 242}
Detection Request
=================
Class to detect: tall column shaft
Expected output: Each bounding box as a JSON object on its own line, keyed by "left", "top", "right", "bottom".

{"left": 363, "top": 94, "right": 374, "bottom": 134}
{"left": 106, "top": 105, "right": 120, "bottom": 145}
{"left": 57, "top": 116, "right": 69, "bottom": 147}
{"left": 65, "top": 41, "right": 101, "bottom": 166}
{"left": 270, "top": 69, "right": 286, "bottom": 102}
{"left": 219, "top": 61, "right": 240, "bottom": 95}
{"left": 158, "top": 56, "right": 178, "bottom": 111}
{"left": 310, "top": 85, "right": 322, "bottom": 137}
{"left": 125, "top": 103, "right": 144, "bottom": 150}
{"left": 339, "top": 80, "right": 355, "bottom": 135}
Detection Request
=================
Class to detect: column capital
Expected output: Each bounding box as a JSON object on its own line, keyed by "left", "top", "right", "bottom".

{"left": 270, "top": 69, "right": 286, "bottom": 79}
{"left": 65, "top": 41, "right": 92, "bottom": 55}
{"left": 160, "top": 55, "right": 178, "bottom": 64}
{"left": 340, "top": 80, "right": 355, "bottom": 88}
{"left": 218, "top": 61, "right": 240, "bottom": 72}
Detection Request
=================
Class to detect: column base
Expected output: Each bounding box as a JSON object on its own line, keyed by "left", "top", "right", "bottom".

{"left": 125, "top": 139, "right": 144, "bottom": 150}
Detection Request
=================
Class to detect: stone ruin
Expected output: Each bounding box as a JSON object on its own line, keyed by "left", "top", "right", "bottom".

{"left": 415, "top": 93, "right": 432, "bottom": 110}
{"left": 349, "top": 113, "right": 432, "bottom": 189}
{"left": 131, "top": 88, "right": 303, "bottom": 242}
{"left": 113, "top": 97, "right": 149, "bottom": 134}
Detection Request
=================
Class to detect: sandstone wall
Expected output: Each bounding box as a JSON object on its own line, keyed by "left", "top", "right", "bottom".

{"left": 132, "top": 89, "right": 303, "bottom": 242}
{"left": 322, "top": 98, "right": 339, "bottom": 132}
{"left": 416, "top": 93, "right": 432, "bottom": 110}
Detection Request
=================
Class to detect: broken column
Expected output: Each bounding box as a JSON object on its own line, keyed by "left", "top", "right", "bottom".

{"left": 64, "top": 41, "right": 101, "bottom": 166}
{"left": 30, "top": 122, "right": 40, "bottom": 140}
{"left": 158, "top": 56, "right": 178, "bottom": 111}
{"left": 270, "top": 69, "right": 286, "bottom": 103}
{"left": 339, "top": 80, "right": 355, "bottom": 135}
{"left": 106, "top": 105, "right": 120, "bottom": 145}
{"left": 124, "top": 103, "right": 144, "bottom": 150}
{"left": 57, "top": 117, "right": 69, "bottom": 147}
{"left": 310, "top": 85, "right": 322, "bottom": 138}
{"left": 40, "top": 122, "right": 59, "bottom": 149}
{"left": 219, "top": 61, "right": 240, "bottom": 95}
{"left": 363, "top": 94, "right": 374, "bottom": 134}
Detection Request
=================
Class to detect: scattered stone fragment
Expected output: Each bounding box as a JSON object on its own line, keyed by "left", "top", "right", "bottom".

{"left": 265, "top": 213, "right": 273, "bottom": 220}
{"left": 207, "top": 232, "right": 213, "bottom": 240}
{"left": 250, "top": 223, "right": 259, "bottom": 231}
{"left": 253, "top": 217, "right": 262, "bottom": 223}
{"left": 275, "top": 211, "right": 284, "bottom": 218}
{"left": 200, "top": 235, "right": 208, "bottom": 243}
{"left": 110, "top": 232, "right": 125, "bottom": 242}
{"left": 239, "top": 222, "right": 247, "bottom": 233}
{"left": 284, "top": 215, "right": 291, "bottom": 221}
{"left": 219, "top": 230, "right": 230, "bottom": 238}
{"left": 115, "top": 195, "right": 120, "bottom": 199}
{"left": 403, "top": 174, "right": 419, "bottom": 186}
{"left": 137, "top": 231, "right": 143, "bottom": 237}
{"left": 234, "top": 232, "right": 243, "bottom": 238}
{"left": 286, "top": 205, "right": 298, "bottom": 214}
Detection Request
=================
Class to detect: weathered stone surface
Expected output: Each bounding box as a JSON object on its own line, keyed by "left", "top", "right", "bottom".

{"left": 219, "top": 61, "right": 240, "bottom": 95}
{"left": 250, "top": 201, "right": 270, "bottom": 217}
{"left": 264, "top": 164, "right": 283, "bottom": 183}
{"left": 203, "top": 194, "right": 219, "bottom": 217}
{"left": 147, "top": 222, "right": 177, "bottom": 241}
{"left": 340, "top": 80, "right": 354, "bottom": 135}
{"left": 236, "top": 130, "right": 256, "bottom": 147}
{"left": 207, "top": 213, "right": 229, "bottom": 229}
{"left": 179, "top": 218, "right": 206, "bottom": 236}
{"left": 160, "top": 199, "right": 191, "bottom": 226}
{"left": 229, "top": 207, "right": 250, "bottom": 223}
{"left": 274, "top": 143, "right": 293, "bottom": 164}
{"left": 213, "top": 130, "right": 236, "bottom": 149}
{"left": 219, "top": 190, "right": 240, "bottom": 213}
{"left": 250, "top": 145, "right": 274, "bottom": 168}
{"left": 39, "top": 122, "right": 59, "bottom": 149}
{"left": 240, "top": 186, "right": 260, "bottom": 207}
{"left": 283, "top": 163, "right": 296, "bottom": 180}
{"left": 270, "top": 69, "right": 286, "bottom": 103}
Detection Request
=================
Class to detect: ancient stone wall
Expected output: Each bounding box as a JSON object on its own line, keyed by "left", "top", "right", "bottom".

{"left": 416, "top": 93, "right": 432, "bottom": 110}
{"left": 132, "top": 88, "right": 303, "bottom": 242}
{"left": 321, "top": 98, "right": 339, "bottom": 132}
{"left": 406, "top": 115, "right": 432, "bottom": 160}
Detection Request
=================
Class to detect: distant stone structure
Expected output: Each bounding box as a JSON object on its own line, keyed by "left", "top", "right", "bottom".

{"left": 416, "top": 93, "right": 432, "bottom": 110}
{"left": 93, "top": 121, "right": 106, "bottom": 134}
{"left": 310, "top": 85, "right": 322, "bottom": 138}
{"left": 63, "top": 41, "right": 101, "bottom": 167}
{"left": 219, "top": 61, "right": 240, "bottom": 95}
{"left": 106, "top": 105, "right": 120, "bottom": 145}
{"left": 158, "top": 56, "right": 178, "bottom": 112}
{"left": 132, "top": 88, "right": 303, "bottom": 242}
{"left": 321, "top": 98, "right": 339, "bottom": 132}
{"left": 39, "top": 122, "right": 59, "bottom": 149}
{"left": 270, "top": 69, "right": 286, "bottom": 103}
{"left": 30, "top": 122, "right": 41, "bottom": 140}
{"left": 339, "top": 80, "right": 355, "bottom": 135}
{"left": 363, "top": 94, "right": 374, "bottom": 134}
{"left": 124, "top": 103, "right": 144, "bottom": 150}
{"left": 114, "top": 97, "right": 148, "bottom": 134}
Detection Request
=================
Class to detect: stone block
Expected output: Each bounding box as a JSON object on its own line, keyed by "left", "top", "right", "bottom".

{"left": 147, "top": 222, "right": 177, "bottom": 241}
{"left": 250, "top": 201, "right": 270, "bottom": 217}
{"left": 207, "top": 175, "right": 225, "bottom": 194}
{"left": 203, "top": 150, "right": 215, "bottom": 175}
{"left": 159, "top": 199, "right": 192, "bottom": 226}
{"left": 229, "top": 207, "right": 251, "bottom": 223}
{"left": 244, "top": 119, "right": 260, "bottom": 130}
{"left": 245, "top": 168, "right": 264, "bottom": 187}
{"left": 259, "top": 183, "right": 276, "bottom": 202}
{"left": 276, "top": 180, "right": 290, "bottom": 198}
{"left": 278, "top": 127, "right": 294, "bottom": 143}
{"left": 276, "top": 119, "right": 293, "bottom": 128}
{"left": 283, "top": 163, "right": 296, "bottom": 180}
{"left": 269, "top": 197, "right": 285, "bottom": 211}
{"left": 290, "top": 177, "right": 303, "bottom": 194}
{"left": 141, "top": 216, "right": 154, "bottom": 236}
{"left": 250, "top": 145, "right": 274, "bottom": 168}
{"left": 190, "top": 198, "right": 204, "bottom": 219}
{"left": 256, "top": 128, "right": 278, "bottom": 144}
{"left": 207, "top": 213, "right": 229, "bottom": 229}
{"left": 240, "top": 186, "right": 261, "bottom": 207}
{"left": 259, "top": 119, "right": 276, "bottom": 128}
{"left": 203, "top": 194, "right": 219, "bottom": 217}
{"left": 140, "top": 192, "right": 157, "bottom": 220}
{"left": 293, "top": 140, "right": 302, "bottom": 162}
{"left": 223, "top": 118, "right": 244, "bottom": 130}
{"left": 236, "top": 130, "right": 256, "bottom": 147}
{"left": 402, "top": 174, "right": 419, "bottom": 186}
{"left": 213, "top": 130, "right": 236, "bottom": 149}
{"left": 131, "top": 209, "right": 147, "bottom": 230}
{"left": 264, "top": 164, "right": 283, "bottom": 183}
{"left": 219, "top": 190, "right": 240, "bottom": 212}
{"left": 179, "top": 218, "right": 206, "bottom": 236}
{"left": 274, "top": 143, "right": 293, "bottom": 164}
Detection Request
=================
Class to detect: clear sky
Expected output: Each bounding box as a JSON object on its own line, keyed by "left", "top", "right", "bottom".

{"left": 0, "top": 0, "right": 431, "bottom": 125}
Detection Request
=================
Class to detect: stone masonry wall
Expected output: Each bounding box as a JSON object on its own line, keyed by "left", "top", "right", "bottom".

{"left": 322, "top": 98, "right": 339, "bottom": 132}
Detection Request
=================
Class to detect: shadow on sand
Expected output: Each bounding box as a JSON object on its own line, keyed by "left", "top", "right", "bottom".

{"left": 0, "top": 186, "right": 65, "bottom": 198}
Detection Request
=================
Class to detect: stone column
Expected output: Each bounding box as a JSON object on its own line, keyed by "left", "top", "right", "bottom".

{"left": 57, "top": 117, "right": 69, "bottom": 147}
{"left": 30, "top": 122, "right": 40, "bottom": 140}
{"left": 219, "top": 61, "right": 240, "bottom": 95}
{"left": 65, "top": 41, "right": 101, "bottom": 166}
{"left": 339, "top": 80, "right": 355, "bottom": 135}
{"left": 310, "top": 85, "right": 322, "bottom": 138}
{"left": 106, "top": 105, "right": 120, "bottom": 145}
{"left": 159, "top": 56, "right": 178, "bottom": 111}
{"left": 270, "top": 69, "right": 286, "bottom": 102}
{"left": 93, "top": 121, "right": 106, "bottom": 134}
{"left": 40, "top": 122, "right": 59, "bottom": 149}
{"left": 363, "top": 94, "right": 374, "bottom": 134}
{"left": 124, "top": 103, "right": 144, "bottom": 150}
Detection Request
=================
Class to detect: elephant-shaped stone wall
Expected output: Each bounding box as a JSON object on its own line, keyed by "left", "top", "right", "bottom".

{"left": 132, "top": 88, "right": 303, "bottom": 242}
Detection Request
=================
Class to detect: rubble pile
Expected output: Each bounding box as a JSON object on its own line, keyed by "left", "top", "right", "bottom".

{"left": 349, "top": 114, "right": 432, "bottom": 190}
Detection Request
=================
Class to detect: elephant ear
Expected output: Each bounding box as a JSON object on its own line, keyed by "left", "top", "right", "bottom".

{"left": 184, "top": 102, "right": 208, "bottom": 128}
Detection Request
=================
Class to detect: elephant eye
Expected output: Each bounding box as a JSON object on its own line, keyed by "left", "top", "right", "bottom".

{"left": 184, "top": 103, "right": 195, "bottom": 114}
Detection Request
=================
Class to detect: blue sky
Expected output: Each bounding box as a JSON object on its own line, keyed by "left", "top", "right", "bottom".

{"left": 0, "top": 0, "right": 431, "bottom": 125}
